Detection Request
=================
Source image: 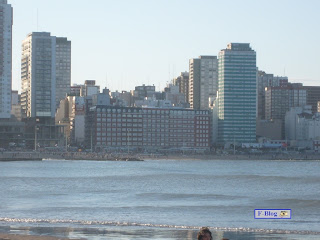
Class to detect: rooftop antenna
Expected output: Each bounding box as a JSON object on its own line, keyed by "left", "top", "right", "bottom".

{"left": 105, "top": 72, "right": 108, "bottom": 89}
{"left": 37, "top": 8, "right": 39, "bottom": 31}
{"left": 173, "top": 64, "right": 175, "bottom": 84}
{"left": 168, "top": 64, "right": 171, "bottom": 85}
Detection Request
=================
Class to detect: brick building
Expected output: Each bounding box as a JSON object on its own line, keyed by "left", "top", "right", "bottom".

{"left": 87, "top": 106, "right": 211, "bottom": 152}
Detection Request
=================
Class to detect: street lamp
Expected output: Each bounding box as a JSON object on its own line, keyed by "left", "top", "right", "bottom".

{"left": 34, "top": 126, "right": 39, "bottom": 151}
{"left": 34, "top": 118, "right": 40, "bottom": 151}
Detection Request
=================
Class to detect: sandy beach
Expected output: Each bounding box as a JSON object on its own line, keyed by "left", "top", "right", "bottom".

{"left": 0, "top": 234, "right": 84, "bottom": 240}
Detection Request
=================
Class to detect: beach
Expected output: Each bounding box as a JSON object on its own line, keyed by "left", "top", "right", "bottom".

{"left": 1, "top": 227, "right": 320, "bottom": 240}
{"left": 0, "top": 233, "right": 81, "bottom": 240}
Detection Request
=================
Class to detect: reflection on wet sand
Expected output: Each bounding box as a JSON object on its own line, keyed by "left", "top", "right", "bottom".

{"left": 1, "top": 226, "right": 319, "bottom": 240}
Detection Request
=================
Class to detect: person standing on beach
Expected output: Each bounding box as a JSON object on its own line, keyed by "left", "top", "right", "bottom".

{"left": 197, "top": 227, "right": 212, "bottom": 240}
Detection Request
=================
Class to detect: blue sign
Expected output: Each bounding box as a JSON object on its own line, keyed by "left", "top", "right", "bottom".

{"left": 254, "top": 209, "right": 291, "bottom": 219}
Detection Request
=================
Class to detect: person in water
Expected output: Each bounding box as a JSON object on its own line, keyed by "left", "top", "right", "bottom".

{"left": 197, "top": 227, "right": 212, "bottom": 240}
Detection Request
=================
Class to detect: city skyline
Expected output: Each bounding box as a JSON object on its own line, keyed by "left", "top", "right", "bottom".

{"left": 10, "top": 0, "right": 320, "bottom": 93}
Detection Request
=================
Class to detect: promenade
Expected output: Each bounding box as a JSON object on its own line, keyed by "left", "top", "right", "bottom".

{"left": 1, "top": 151, "right": 320, "bottom": 161}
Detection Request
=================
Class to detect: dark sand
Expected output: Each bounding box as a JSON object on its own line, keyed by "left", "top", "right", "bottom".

{"left": 0, "top": 234, "right": 84, "bottom": 240}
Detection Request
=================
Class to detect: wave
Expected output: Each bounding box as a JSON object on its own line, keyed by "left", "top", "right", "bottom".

{"left": 0, "top": 217, "right": 319, "bottom": 235}
{"left": 265, "top": 198, "right": 320, "bottom": 207}
{"left": 136, "top": 193, "right": 247, "bottom": 200}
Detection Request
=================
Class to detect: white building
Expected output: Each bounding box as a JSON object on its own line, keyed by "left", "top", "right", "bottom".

{"left": 0, "top": 0, "right": 12, "bottom": 118}
{"left": 135, "top": 97, "right": 173, "bottom": 108}
{"left": 21, "top": 32, "right": 71, "bottom": 118}
{"left": 164, "top": 83, "right": 187, "bottom": 107}
{"left": 285, "top": 106, "right": 320, "bottom": 141}
{"left": 189, "top": 56, "right": 218, "bottom": 110}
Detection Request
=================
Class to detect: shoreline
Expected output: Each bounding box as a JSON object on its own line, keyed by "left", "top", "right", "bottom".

{"left": 0, "top": 151, "right": 320, "bottom": 161}
{"left": 1, "top": 227, "right": 319, "bottom": 240}
{"left": 0, "top": 233, "right": 83, "bottom": 240}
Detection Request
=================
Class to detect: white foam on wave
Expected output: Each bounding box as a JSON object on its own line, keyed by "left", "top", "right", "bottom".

{"left": 0, "top": 217, "right": 319, "bottom": 235}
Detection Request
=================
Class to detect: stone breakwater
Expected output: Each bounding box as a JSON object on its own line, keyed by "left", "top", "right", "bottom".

{"left": 0, "top": 151, "right": 320, "bottom": 161}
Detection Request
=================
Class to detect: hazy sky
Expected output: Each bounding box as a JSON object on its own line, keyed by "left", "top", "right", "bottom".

{"left": 11, "top": 0, "right": 320, "bottom": 92}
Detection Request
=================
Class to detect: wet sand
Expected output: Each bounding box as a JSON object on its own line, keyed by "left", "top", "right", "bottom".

{"left": 0, "top": 234, "right": 84, "bottom": 240}
{"left": 1, "top": 229, "right": 319, "bottom": 240}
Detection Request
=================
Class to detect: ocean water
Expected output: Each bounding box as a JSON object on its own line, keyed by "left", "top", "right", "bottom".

{"left": 0, "top": 159, "right": 319, "bottom": 239}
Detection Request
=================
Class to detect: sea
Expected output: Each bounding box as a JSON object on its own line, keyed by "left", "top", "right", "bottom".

{"left": 0, "top": 158, "right": 319, "bottom": 240}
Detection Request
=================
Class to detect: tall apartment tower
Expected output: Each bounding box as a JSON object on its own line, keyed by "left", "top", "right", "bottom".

{"left": 257, "top": 70, "right": 288, "bottom": 119}
{"left": 21, "top": 32, "right": 71, "bottom": 119}
{"left": 55, "top": 37, "right": 71, "bottom": 109}
{"left": 218, "top": 43, "right": 257, "bottom": 145}
{"left": 0, "top": 0, "right": 12, "bottom": 118}
{"left": 189, "top": 56, "right": 218, "bottom": 110}
{"left": 173, "top": 71, "right": 189, "bottom": 103}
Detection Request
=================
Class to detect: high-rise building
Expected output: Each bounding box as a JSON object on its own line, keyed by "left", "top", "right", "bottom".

{"left": 189, "top": 56, "right": 218, "bottom": 110}
{"left": 264, "top": 83, "right": 306, "bottom": 139}
{"left": 0, "top": 0, "right": 12, "bottom": 118}
{"left": 21, "top": 32, "right": 71, "bottom": 119}
{"left": 218, "top": 43, "right": 257, "bottom": 145}
{"left": 55, "top": 37, "right": 71, "bottom": 108}
{"left": 173, "top": 71, "right": 189, "bottom": 103}
{"left": 305, "top": 86, "right": 320, "bottom": 114}
{"left": 257, "top": 70, "right": 288, "bottom": 119}
{"left": 265, "top": 83, "right": 306, "bottom": 120}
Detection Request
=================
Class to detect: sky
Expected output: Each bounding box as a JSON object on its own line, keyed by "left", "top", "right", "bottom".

{"left": 10, "top": 0, "right": 320, "bottom": 93}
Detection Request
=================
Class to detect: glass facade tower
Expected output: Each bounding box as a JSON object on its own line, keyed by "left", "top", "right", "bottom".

{"left": 218, "top": 43, "right": 257, "bottom": 145}
{"left": 0, "top": 0, "right": 12, "bottom": 118}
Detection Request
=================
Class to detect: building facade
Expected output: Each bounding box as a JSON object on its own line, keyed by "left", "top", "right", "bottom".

{"left": 189, "top": 56, "right": 218, "bottom": 110}
{"left": 133, "top": 85, "right": 155, "bottom": 99}
{"left": 11, "top": 90, "right": 21, "bottom": 120}
{"left": 83, "top": 80, "right": 100, "bottom": 97}
{"left": 256, "top": 118, "right": 282, "bottom": 140}
{"left": 55, "top": 37, "right": 71, "bottom": 109}
{"left": 305, "top": 86, "right": 320, "bottom": 114}
{"left": 21, "top": 32, "right": 71, "bottom": 119}
{"left": 257, "top": 70, "right": 288, "bottom": 119}
{"left": 265, "top": 83, "right": 306, "bottom": 120}
{"left": 174, "top": 71, "right": 189, "bottom": 103}
{"left": 218, "top": 43, "right": 257, "bottom": 145}
{"left": 285, "top": 106, "right": 320, "bottom": 141}
{"left": 88, "top": 106, "right": 211, "bottom": 151}
{"left": 0, "top": 0, "right": 12, "bottom": 118}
